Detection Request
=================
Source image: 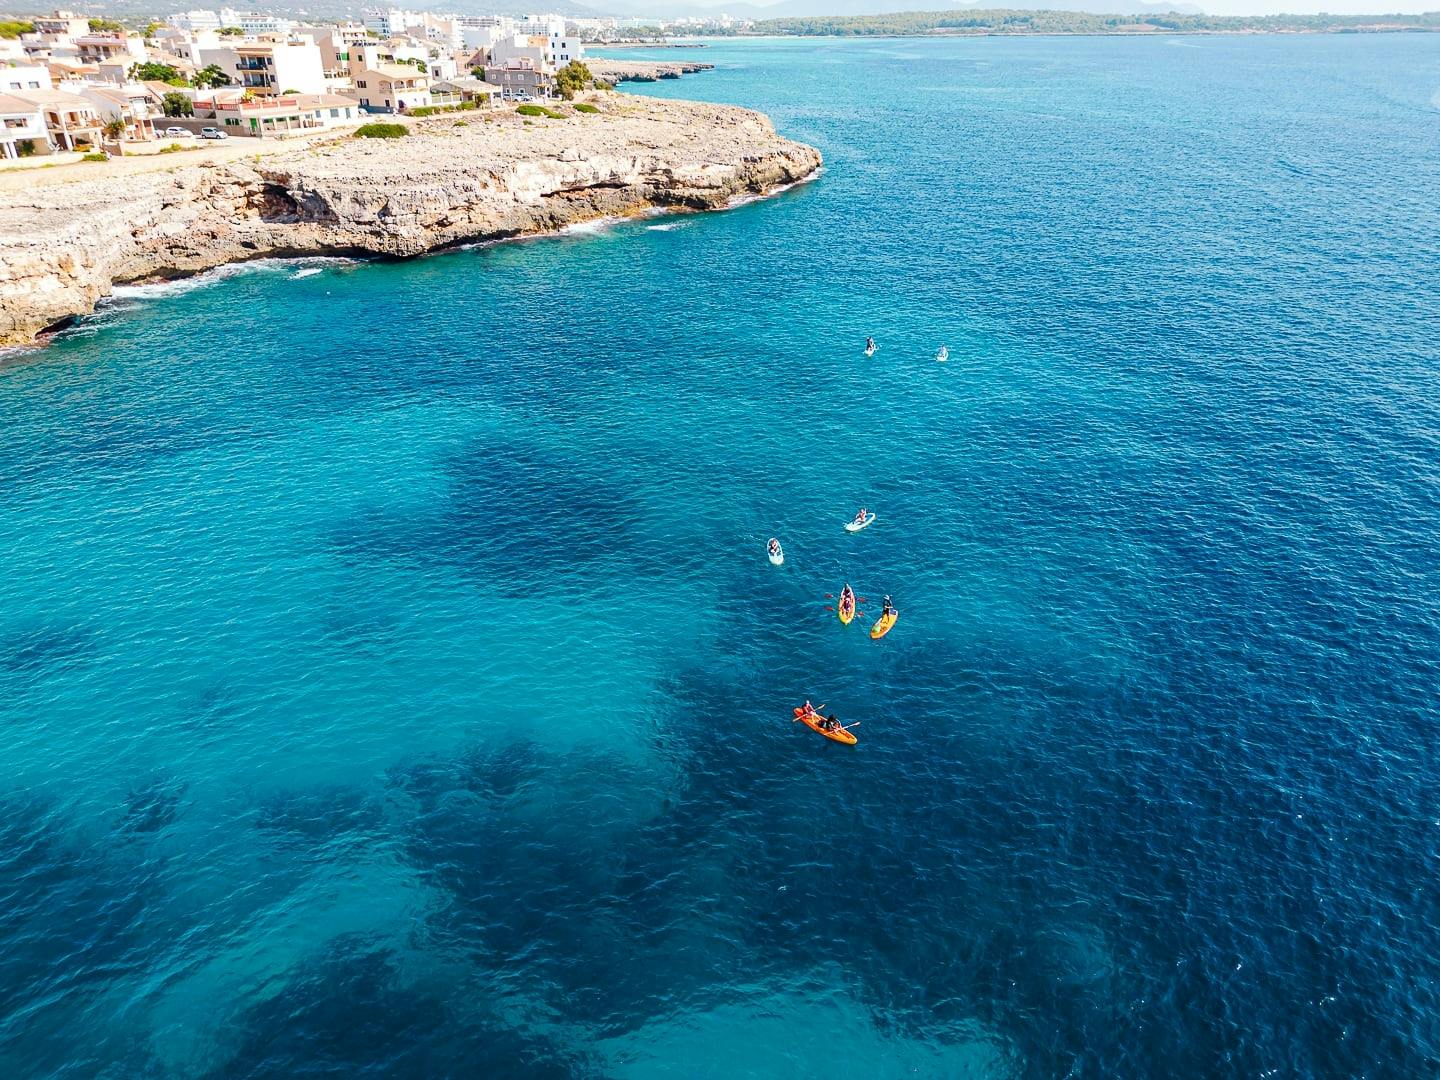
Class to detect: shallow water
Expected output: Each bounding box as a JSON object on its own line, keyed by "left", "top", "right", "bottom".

{"left": 3, "top": 34, "right": 1440, "bottom": 1077}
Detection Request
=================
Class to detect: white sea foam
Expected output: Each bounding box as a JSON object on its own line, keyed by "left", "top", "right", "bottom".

{"left": 645, "top": 221, "right": 687, "bottom": 232}
{"left": 108, "top": 256, "right": 354, "bottom": 301}
{"left": 725, "top": 166, "right": 825, "bottom": 210}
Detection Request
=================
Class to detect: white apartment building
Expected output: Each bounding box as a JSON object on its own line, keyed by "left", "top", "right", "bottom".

{"left": 363, "top": 8, "right": 425, "bottom": 38}
{"left": 0, "top": 93, "right": 48, "bottom": 157}
{"left": 548, "top": 34, "right": 583, "bottom": 66}
{"left": 31, "top": 11, "right": 91, "bottom": 39}
{"left": 460, "top": 25, "right": 505, "bottom": 52}
{"left": 219, "top": 9, "right": 296, "bottom": 35}
{"left": 230, "top": 40, "right": 325, "bottom": 97}
{"left": 0, "top": 64, "right": 52, "bottom": 93}
{"left": 73, "top": 33, "right": 147, "bottom": 66}
{"left": 487, "top": 33, "right": 548, "bottom": 71}
{"left": 168, "top": 10, "right": 221, "bottom": 32}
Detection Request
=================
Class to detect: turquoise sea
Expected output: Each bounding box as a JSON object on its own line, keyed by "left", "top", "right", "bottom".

{"left": 3, "top": 33, "right": 1440, "bottom": 1077}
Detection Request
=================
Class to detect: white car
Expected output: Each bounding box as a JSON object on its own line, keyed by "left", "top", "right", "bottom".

{"left": 199, "top": 127, "right": 227, "bottom": 140}
{"left": 163, "top": 127, "right": 195, "bottom": 139}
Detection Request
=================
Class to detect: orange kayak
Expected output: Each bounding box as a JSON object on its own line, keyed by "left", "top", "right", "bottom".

{"left": 870, "top": 609, "right": 898, "bottom": 639}
{"left": 837, "top": 586, "right": 856, "bottom": 625}
{"left": 794, "top": 707, "right": 858, "bottom": 745}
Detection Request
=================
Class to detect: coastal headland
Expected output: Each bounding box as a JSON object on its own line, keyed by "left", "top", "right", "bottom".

{"left": 587, "top": 58, "right": 716, "bottom": 83}
{"left": 0, "top": 94, "right": 819, "bottom": 347}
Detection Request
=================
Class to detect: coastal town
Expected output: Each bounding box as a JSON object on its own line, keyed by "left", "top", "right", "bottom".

{"left": 0, "top": 7, "right": 818, "bottom": 346}
{"left": 0, "top": 7, "right": 729, "bottom": 162}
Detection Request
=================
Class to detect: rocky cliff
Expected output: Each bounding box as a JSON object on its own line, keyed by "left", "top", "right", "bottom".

{"left": 0, "top": 95, "right": 821, "bottom": 346}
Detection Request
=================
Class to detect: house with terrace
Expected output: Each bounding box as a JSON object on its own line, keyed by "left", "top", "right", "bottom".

{"left": 349, "top": 61, "right": 431, "bottom": 113}
{"left": 198, "top": 92, "right": 361, "bottom": 137}
{"left": 0, "top": 93, "right": 48, "bottom": 158}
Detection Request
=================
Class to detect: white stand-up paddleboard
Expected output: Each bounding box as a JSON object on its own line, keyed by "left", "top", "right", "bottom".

{"left": 844, "top": 513, "right": 876, "bottom": 533}
{"left": 768, "top": 539, "right": 784, "bottom": 566}
{"left": 935, "top": 346, "right": 949, "bottom": 363}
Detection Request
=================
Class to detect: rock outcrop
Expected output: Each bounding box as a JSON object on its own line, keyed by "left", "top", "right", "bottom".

{"left": 586, "top": 59, "right": 716, "bottom": 83}
{"left": 0, "top": 94, "right": 821, "bottom": 346}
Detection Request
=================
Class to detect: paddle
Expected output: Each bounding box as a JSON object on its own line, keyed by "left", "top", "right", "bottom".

{"left": 793, "top": 705, "right": 827, "bottom": 721}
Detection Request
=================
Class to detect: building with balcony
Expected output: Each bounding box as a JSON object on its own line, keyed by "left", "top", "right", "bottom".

{"left": 72, "top": 81, "right": 161, "bottom": 143}
{"left": 231, "top": 41, "right": 324, "bottom": 97}
{"left": 31, "top": 11, "right": 90, "bottom": 40}
{"left": 8, "top": 87, "right": 101, "bottom": 150}
{"left": 350, "top": 62, "right": 431, "bottom": 113}
{"left": 483, "top": 58, "right": 553, "bottom": 101}
{"left": 168, "top": 10, "right": 221, "bottom": 32}
{"left": 74, "top": 34, "right": 147, "bottom": 67}
{"left": 199, "top": 92, "right": 360, "bottom": 137}
{"left": 0, "top": 93, "right": 48, "bottom": 158}
{"left": 428, "top": 77, "right": 495, "bottom": 109}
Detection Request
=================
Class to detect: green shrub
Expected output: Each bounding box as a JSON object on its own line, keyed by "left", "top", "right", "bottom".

{"left": 555, "top": 60, "right": 595, "bottom": 101}
{"left": 572, "top": 102, "right": 598, "bottom": 113}
{"left": 408, "top": 101, "right": 481, "bottom": 119}
{"left": 354, "top": 122, "right": 407, "bottom": 139}
{"left": 594, "top": 80, "right": 614, "bottom": 91}
{"left": 161, "top": 91, "right": 193, "bottom": 118}
{"left": 82, "top": 152, "right": 109, "bottom": 162}
{"left": 516, "top": 104, "right": 546, "bottom": 117}
{"left": 16, "top": 138, "right": 35, "bottom": 157}
{"left": 158, "top": 142, "right": 185, "bottom": 153}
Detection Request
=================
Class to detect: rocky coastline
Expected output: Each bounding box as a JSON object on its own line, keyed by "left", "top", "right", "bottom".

{"left": 586, "top": 58, "right": 717, "bottom": 83}
{"left": 0, "top": 94, "right": 820, "bottom": 347}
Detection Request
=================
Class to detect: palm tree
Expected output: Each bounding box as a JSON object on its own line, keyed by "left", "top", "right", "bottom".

{"left": 102, "top": 116, "right": 127, "bottom": 156}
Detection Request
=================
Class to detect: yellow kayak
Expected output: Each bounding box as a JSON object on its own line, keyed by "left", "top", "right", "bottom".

{"left": 837, "top": 585, "right": 856, "bottom": 625}
{"left": 870, "top": 609, "right": 898, "bottom": 639}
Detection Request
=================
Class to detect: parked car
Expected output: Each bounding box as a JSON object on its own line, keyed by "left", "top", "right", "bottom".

{"left": 163, "top": 127, "right": 195, "bottom": 139}
{"left": 199, "top": 127, "right": 227, "bottom": 140}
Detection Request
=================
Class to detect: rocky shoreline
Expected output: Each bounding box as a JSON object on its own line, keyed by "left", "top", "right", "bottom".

{"left": 586, "top": 58, "right": 717, "bottom": 83}
{"left": 0, "top": 94, "right": 820, "bottom": 347}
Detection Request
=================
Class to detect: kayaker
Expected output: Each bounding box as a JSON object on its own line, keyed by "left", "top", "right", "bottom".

{"left": 865, "top": 336, "right": 875, "bottom": 352}
{"left": 768, "top": 539, "right": 781, "bottom": 557}
{"left": 853, "top": 508, "right": 868, "bottom": 525}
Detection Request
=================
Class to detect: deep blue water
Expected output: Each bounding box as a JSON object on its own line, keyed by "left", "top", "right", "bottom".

{"left": 3, "top": 33, "right": 1440, "bottom": 1077}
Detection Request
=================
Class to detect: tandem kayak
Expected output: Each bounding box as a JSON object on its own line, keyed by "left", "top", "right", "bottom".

{"left": 870, "top": 609, "right": 898, "bottom": 639}
{"left": 794, "top": 707, "right": 858, "bottom": 745}
{"left": 837, "top": 585, "right": 856, "bottom": 625}
{"left": 845, "top": 512, "right": 876, "bottom": 533}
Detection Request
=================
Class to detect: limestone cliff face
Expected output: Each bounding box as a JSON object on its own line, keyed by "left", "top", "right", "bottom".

{"left": 0, "top": 95, "right": 821, "bottom": 346}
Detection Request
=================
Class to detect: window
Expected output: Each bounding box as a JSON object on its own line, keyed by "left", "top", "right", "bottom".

{"left": 329, "top": 108, "right": 338, "bottom": 117}
{"left": 357, "top": 79, "right": 366, "bottom": 88}
{"left": 27, "top": 81, "right": 38, "bottom": 88}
